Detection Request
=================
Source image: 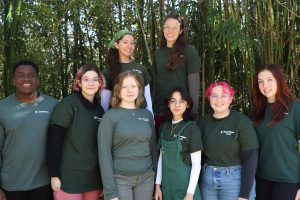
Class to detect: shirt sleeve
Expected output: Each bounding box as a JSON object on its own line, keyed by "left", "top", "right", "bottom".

{"left": 98, "top": 113, "right": 118, "bottom": 199}
{"left": 0, "top": 119, "right": 4, "bottom": 184}
{"left": 185, "top": 45, "right": 201, "bottom": 74}
{"left": 187, "top": 150, "right": 201, "bottom": 194}
{"left": 238, "top": 115, "right": 259, "bottom": 151}
{"left": 50, "top": 99, "right": 73, "bottom": 129}
{"left": 149, "top": 114, "right": 158, "bottom": 172}
{"left": 47, "top": 124, "right": 66, "bottom": 177}
{"left": 239, "top": 149, "right": 258, "bottom": 199}
{"left": 155, "top": 151, "right": 162, "bottom": 185}
{"left": 188, "top": 123, "right": 203, "bottom": 153}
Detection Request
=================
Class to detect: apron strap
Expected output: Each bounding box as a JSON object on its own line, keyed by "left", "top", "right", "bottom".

{"left": 176, "top": 121, "right": 193, "bottom": 138}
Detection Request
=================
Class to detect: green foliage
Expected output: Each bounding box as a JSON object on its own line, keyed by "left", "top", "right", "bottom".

{"left": 0, "top": 0, "right": 299, "bottom": 115}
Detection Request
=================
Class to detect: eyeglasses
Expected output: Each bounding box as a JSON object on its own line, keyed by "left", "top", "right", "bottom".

{"left": 163, "top": 25, "right": 180, "bottom": 32}
{"left": 209, "top": 94, "right": 231, "bottom": 101}
{"left": 81, "top": 77, "right": 100, "bottom": 83}
{"left": 169, "top": 99, "right": 186, "bottom": 105}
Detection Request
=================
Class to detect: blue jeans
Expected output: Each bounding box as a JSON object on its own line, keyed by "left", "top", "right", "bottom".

{"left": 200, "top": 164, "right": 255, "bottom": 200}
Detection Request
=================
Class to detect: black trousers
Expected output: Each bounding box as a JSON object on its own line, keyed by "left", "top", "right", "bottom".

{"left": 256, "top": 176, "right": 299, "bottom": 200}
{"left": 3, "top": 184, "right": 53, "bottom": 200}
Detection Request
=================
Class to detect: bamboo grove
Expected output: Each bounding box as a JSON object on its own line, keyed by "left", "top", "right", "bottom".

{"left": 0, "top": 0, "right": 299, "bottom": 115}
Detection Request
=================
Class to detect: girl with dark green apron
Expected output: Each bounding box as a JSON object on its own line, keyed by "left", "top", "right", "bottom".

{"left": 155, "top": 87, "right": 203, "bottom": 200}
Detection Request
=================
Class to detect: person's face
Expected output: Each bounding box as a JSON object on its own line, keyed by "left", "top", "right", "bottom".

{"left": 115, "top": 34, "right": 135, "bottom": 61}
{"left": 209, "top": 85, "right": 233, "bottom": 115}
{"left": 120, "top": 76, "right": 139, "bottom": 104}
{"left": 13, "top": 65, "right": 39, "bottom": 96}
{"left": 79, "top": 70, "right": 100, "bottom": 100}
{"left": 163, "top": 18, "right": 182, "bottom": 47}
{"left": 257, "top": 69, "right": 278, "bottom": 103}
{"left": 168, "top": 91, "right": 188, "bottom": 120}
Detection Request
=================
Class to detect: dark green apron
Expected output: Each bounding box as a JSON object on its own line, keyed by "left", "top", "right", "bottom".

{"left": 161, "top": 122, "right": 201, "bottom": 200}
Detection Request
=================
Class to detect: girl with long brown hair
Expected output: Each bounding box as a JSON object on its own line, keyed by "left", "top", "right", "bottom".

{"left": 252, "top": 64, "right": 300, "bottom": 200}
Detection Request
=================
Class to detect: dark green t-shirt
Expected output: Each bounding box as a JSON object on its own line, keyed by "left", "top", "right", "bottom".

{"left": 50, "top": 93, "right": 104, "bottom": 193}
{"left": 158, "top": 120, "right": 203, "bottom": 165}
{"left": 152, "top": 44, "right": 201, "bottom": 114}
{"left": 103, "top": 61, "right": 151, "bottom": 90}
{"left": 198, "top": 110, "right": 259, "bottom": 166}
{"left": 255, "top": 101, "right": 300, "bottom": 183}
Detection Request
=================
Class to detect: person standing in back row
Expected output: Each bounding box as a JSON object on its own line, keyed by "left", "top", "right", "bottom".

{"left": 252, "top": 64, "right": 300, "bottom": 200}
{"left": 0, "top": 60, "right": 57, "bottom": 200}
{"left": 152, "top": 14, "right": 201, "bottom": 131}
{"left": 101, "top": 29, "right": 153, "bottom": 114}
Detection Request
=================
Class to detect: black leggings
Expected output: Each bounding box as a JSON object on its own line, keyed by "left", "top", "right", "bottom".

{"left": 4, "top": 184, "right": 53, "bottom": 200}
{"left": 256, "top": 176, "right": 299, "bottom": 200}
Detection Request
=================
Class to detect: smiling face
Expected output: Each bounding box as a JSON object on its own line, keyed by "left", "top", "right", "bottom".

{"left": 163, "top": 18, "right": 182, "bottom": 47}
{"left": 209, "top": 85, "right": 233, "bottom": 117}
{"left": 168, "top": 91, "right": 189, "bottom": 121}
{"left": 78, "top": 70, "right": 100, "bottom": 101}
{"left": 115, "top": 34, "right": 135, "bottom": 62}
{"left": 13, "top": 65, "right": 39, "bottom": 98}
{"left": 257, "top": 69, "right": 278, "bottom": 103}
{"left": 120, "top": 76, "right": 139, "bottom": 106}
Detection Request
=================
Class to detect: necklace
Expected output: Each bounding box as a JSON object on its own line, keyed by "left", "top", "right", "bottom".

{"left": 170, "top": 121, "right": 181, "bottom": 135}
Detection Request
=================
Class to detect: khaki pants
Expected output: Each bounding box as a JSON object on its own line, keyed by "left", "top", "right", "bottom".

{"left": 114, "top": 170, "right": 154, "bottom": 200}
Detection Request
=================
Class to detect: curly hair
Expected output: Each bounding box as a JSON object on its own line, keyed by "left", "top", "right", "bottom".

{"left": 110, "top": 71, "right": 145, "bottom": 108}
{"left": 164, "top": 86, "right": 193, "bottom": 121}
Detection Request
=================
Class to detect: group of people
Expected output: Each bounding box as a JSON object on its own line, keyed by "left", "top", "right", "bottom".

{"left": 0, "top": 14, "right": 299, "bottom": 200}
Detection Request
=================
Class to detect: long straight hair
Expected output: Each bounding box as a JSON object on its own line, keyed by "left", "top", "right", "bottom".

{"left": 252, "top": 64, "right": 298, "bottom": 126}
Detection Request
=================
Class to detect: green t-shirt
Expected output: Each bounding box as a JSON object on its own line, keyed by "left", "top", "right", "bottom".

{"left": 152, "top": 44, "right": 201, "bottom": 114}
{"left": 103, "top": 61, "right": 151, "bottom": 91}
{"left": 50, "top": 93, "right": 103, "bottom": 193}
{"left": 255, "top": 101, "right": 300, "bottom": 183}
{"left": 98, "top": 107, "right": 157, "bottom": 200}
{"left": 198, "top": 110, "right": 259, "bottom": 166}
{"left": 0, "top": 93, "right": 57, "bottom": 191}
{"left": 158, "top": 120, "right": 203, "bottom": 165}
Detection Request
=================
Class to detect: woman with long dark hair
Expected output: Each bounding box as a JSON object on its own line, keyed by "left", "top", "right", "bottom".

{"left": 152, "top": 14, "right": 201, "bottom": 130}
{"left": 252, "top": 64, "right": 300, "bottom": 200}
{"left": 101, "top": 29, "right": 152, "bottom": 114}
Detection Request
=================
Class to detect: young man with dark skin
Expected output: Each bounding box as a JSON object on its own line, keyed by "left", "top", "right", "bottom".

{"left": 0, "top": 60, "right": 57, "bottom": 200}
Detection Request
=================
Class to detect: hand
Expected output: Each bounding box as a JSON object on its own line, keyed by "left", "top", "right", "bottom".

{"left": 183, "top": 193, "right": 193, "bottom": 200}
{"left": 0, "top": 189, "right": 6, "bottom": 200}
{"left": 237, "top": 197, "right": 247, "bottom": 200}
{"left": 51, "top": 177, "right": 61, "bottom": 191}
{"left": 155, "top": 184, "right": 162, "bottom": 200}
{"left": 295, "top": 189, "right": 300, "bottom": 200}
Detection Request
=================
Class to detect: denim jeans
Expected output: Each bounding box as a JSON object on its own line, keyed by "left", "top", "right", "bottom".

{"left": 114, "top": 169, "right": 154, "bottom": 200}
{"left": 200, "top": 164, "right": 255, "bottom": 200}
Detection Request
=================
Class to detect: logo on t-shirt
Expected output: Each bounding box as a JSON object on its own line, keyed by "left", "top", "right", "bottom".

{"left": 132, "top": 69, "right": 142, "bottom": 74}
{"left": 94, "top": 116, "right": 102, "bottom": 122}
{"left": 34, "top": 110, "right": 50, "bottom": 114}
{"left": 138, "top": 117, "right": 149, "bottom": 122}
{"left": 220, "top": 130, "right": 235, "bottom": 136}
